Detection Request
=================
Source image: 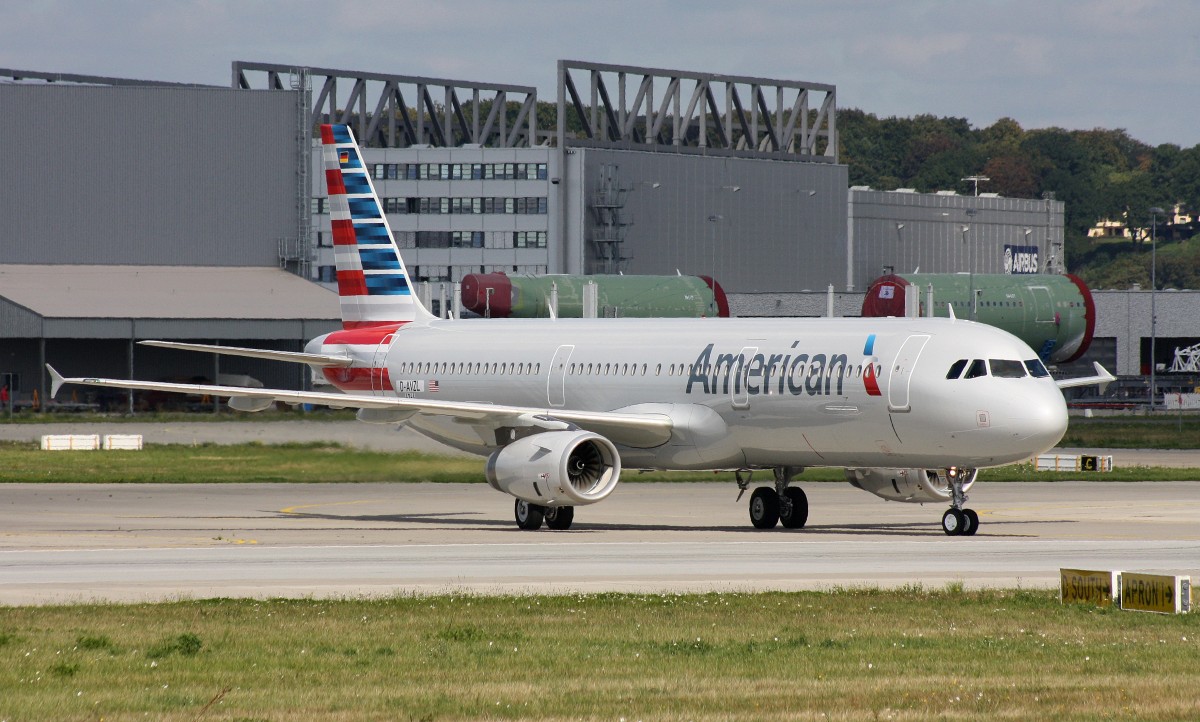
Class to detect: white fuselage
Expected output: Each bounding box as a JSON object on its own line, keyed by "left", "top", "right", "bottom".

{"left": 316, "top": 315, "right": 1068, "bottom": 472}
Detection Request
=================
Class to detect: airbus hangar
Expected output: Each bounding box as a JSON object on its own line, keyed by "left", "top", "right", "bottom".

{"left": 0, "top": 72, "right": 337, "bottom": 408}
{"left": 1, "top": 62, "right": 1198, "bottom": 409}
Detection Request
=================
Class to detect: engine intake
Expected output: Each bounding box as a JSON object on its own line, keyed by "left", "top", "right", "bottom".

{"left": 486, "top": 430, "right": 621, "bottom": 506}
{"left": 845, "top": 467, "right": 977, "bottom": 504}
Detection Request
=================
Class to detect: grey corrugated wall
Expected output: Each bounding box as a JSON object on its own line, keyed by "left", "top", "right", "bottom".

{"left": 577, "top": 148, "right": 849, "bottom": 293}
{"left": 0, "top": 85, "right": 298, "bottom": 266}
{"left": 848, "top": 190, "right": 1065, "bottom": 290}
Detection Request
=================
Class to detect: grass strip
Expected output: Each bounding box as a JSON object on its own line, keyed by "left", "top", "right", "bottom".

{"left": 1061, "top": 416, "right": 1200, "bottom": 449}
{"left": 0, "top": 440, "right": 1197, "bottom": 484}
{"left": 1, "top": 588, "right": 1198, "bottom": 721}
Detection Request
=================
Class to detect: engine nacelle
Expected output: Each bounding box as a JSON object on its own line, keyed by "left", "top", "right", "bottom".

{"left": 485, "top": 430, "right": 621, "bottom": 506}
{"left": 845, "top": 467, "right": 978, "bottom": 504}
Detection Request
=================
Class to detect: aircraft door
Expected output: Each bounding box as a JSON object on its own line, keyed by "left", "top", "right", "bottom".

{"left": 1030, "top": 286, "right": 1054, "bottom": 324}
{"left": 372, "top": 334, "right": 394, "bottom": 396}
{"left": 732, "top": 346, "right": 758, "bottom": 410}
{"left": 887, "top": 334, "right": 930, "bottom": 413}
{"left": 547, "top": 344, "right": 574, "bottom": 407}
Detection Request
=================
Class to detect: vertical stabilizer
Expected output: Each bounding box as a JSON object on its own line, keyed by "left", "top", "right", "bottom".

{"left": 320, "top": 124, "right": 434, "bottom": 328}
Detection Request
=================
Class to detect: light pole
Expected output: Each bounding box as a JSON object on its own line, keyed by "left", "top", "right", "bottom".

{"left": 707, "top": 214, "right": 723, "bottom": 281}
{"left": 963, "top": 208, "right": 978, "bottom": 320}
{"left": 962, "top": 175, "right": 990, "bottom": 197}
{"left": 1149, "top": 206, "right": 1164, "bottom": 412}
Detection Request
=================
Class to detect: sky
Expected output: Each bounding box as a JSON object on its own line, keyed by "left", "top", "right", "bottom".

{"left": 3, "top": 0, "right": 1199, "bottom": 148}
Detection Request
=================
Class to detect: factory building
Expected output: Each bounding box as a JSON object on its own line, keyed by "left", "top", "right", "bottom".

{"left": 237, "top": 61, "right": 848, "bottom": 299}
{"left": 0, "top": 70, "right": 337, "bottom": 408}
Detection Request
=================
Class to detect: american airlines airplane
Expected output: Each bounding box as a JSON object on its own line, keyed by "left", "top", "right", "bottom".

{"left": 49, "top": 124, "right": 1113, "bottom": 536}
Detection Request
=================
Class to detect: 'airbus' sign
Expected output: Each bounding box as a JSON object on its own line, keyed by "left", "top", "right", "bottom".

{"left": 1004, "top": 245, "right": 1040, "bottom": 274}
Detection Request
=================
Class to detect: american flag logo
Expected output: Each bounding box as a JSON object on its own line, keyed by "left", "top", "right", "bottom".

{"left": 427, "top": 379, "right": 440, "bottom": 392}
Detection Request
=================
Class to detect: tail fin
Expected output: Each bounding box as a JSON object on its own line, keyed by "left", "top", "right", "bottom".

{"left": 320, "top": 124, "right": 433, "bottom": 328}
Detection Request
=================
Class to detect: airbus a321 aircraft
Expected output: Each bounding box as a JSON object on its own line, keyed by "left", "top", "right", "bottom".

{"left": 49, "top": 124, "right": 1114, "bottom": 536}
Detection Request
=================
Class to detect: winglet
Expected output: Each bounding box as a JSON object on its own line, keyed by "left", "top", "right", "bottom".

{"left": 46, "top": 364, "right": 66, "bottom": 399}
{"left": 946, "top": 302, "right": 957, "bottom": 321}
{"left": 1055, "top": 361, "right": 1117, "bottom": 392}
{"left": 1092, "top": 361, "right": 1116, "bottom": 395}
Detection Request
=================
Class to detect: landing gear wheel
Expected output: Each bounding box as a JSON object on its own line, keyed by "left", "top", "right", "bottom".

{"left": 514, "top": 499, "right": 545, "bottom": 530}
{"left": 961, "top": 508, "right": 979, "bottom": 536}
{"left": 544, "top": 506, "right": 575, "bottom": 530}
{"left": 941, "top": 508, "right": 965, "bottom": 536}
{"left": 780, "top": 487, "right": 809, "bottom": 529}
{"left": 749, "top": 487, "right": 781, "bottom": 529}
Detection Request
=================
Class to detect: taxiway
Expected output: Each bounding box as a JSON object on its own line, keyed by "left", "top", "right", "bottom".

{"left": 2, "top": 480, "right": 1198, "bottom": 604}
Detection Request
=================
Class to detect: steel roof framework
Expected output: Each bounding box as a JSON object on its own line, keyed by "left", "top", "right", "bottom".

{"left": 556, "top": 60, "right": 837, "bottom": 162}
{"left": 233, "top": 61, "right": 539, "bottom": 149}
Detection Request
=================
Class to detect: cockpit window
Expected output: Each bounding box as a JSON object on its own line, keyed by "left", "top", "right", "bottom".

{"left": 963, "top": 359, "right": 988, "bottom": 379}
{"left": 946, "top": 359, "right": 968, "bottom": 379}
{"left": 989, "top": 359, "right": 1027, "bottom": 378}
{"left": 1024, "top": 359, "right": 1050, "bottom": 378}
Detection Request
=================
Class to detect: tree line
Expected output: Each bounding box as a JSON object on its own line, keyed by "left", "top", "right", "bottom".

{"left": 837, "top": 110, "right": 1200, "bottom": 284}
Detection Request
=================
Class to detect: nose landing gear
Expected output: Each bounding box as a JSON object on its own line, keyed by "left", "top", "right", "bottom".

{"left": 941, "top": 467, "right": 979, "bottom": 536}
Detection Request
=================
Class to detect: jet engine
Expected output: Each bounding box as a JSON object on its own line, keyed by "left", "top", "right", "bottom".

{"left": 485, "top": 430, "right": 621, "bottom": 506}
{"left": 845, "top": 467, "right": 978, "bottom": 504}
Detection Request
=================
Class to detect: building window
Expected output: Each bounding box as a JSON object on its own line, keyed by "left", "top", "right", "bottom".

{"left": 514, "top": 231, "right": 548, "bottom": 248}
{"left": 318, "top": 265, "right": 336, "bottom": 283}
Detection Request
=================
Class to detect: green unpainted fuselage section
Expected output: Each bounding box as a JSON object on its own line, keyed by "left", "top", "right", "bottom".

{"left": 893, "top": 273, "right": 1089, "bottom": 363}
{"left": 508, "top": 275, "right": 721, "bottom": 318}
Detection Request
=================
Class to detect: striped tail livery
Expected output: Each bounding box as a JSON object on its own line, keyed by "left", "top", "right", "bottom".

{"left": 320, "top": 123, "right": 433, "bottom": 329}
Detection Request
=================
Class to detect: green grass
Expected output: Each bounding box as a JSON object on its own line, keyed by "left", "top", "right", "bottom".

{"left": 0, "top": 441, "right": 1196, "bottom": 483}
{"left": 1062, "top": 416, "right": 1200, "bottom": 449}
{"left": 0, "top": 441, "right": 734, "bottom": 484}
{"left": 1, "top": 589, "right": 1198, "bottom": 720}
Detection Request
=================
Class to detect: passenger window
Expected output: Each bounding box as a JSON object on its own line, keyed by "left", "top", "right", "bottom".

{"left": 946, "top": 359, "right": 967, "bottom": 379}
{"left": 963, "top": 359, "right": 988, "bottom": 379}
{"left": 1024, "top": 359, "right": 1050, "bottom": 378}
{"left": 989, "top": 359, "right": 1027, "bottom": 378}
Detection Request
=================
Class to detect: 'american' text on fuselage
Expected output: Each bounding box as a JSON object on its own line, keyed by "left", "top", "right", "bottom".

{"left": 686, "top": 343, "right": 858, "bottom": 397}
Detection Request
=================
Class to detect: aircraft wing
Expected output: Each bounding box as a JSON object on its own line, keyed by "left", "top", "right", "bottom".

{"left": 1055, "top": 361, "right": 1117, "bottom": 393}
{"left": 46, "top": 365, "right": 673, "bottom": 449}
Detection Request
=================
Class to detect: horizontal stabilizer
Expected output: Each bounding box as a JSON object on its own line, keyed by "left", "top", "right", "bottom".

{"left": 1056, "top": 362, "right": 1117, "bottom": 393}
{"left": 139, "top": 340, "right": 353, "bottom": 368}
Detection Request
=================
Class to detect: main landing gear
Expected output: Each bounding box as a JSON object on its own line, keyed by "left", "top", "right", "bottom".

{"left": 738, "top": 466, "right": 808, "bottom": 530}
{"left": 940, "top": 468, "right": 979, "bottom": 536}
{"left": 514, "top": 499, "right": 575, "bottom": 530}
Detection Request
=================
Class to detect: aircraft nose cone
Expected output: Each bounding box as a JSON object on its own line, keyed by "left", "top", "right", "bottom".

{"left": 1020, "top": 388, "right": 1069, "bottom": 452}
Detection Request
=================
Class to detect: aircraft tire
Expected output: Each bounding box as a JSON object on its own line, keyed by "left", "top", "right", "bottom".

{"left": 515, "top": 499, "right": 545, "bottom": 530}
{"left": 962, "top": 508, "right": 979, "bottom": 536}
{"left": 545, "top": 506, "right": 575, "bottom": 530}
{"left": 749, "top": 487, "right": 780, "bottom": 529}
{"left": 779, "top": 487, "right": 809, "bottom": 529}
{"left": 941, "top": 508, "right": 965, "bottom": 536}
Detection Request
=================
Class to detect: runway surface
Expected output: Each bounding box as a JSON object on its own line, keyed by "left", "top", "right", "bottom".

{"left": 3, "top": 480, "right": 1199, "bottom": 604}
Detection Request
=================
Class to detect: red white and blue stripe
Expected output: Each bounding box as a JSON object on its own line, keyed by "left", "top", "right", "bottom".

{"left": 320, "top": 124, "right": 430, "bottom": 329}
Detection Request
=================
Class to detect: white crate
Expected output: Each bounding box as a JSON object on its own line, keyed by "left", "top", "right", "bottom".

{"left": 103, "top": 434, "right": 144, "bottom": 450}
{"left": 40, "top": 434, "right": 100, "bottom": 451}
